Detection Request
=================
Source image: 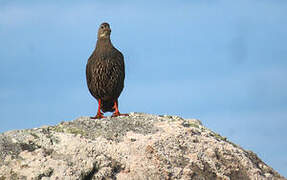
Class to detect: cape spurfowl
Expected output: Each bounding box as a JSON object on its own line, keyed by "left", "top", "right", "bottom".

{"left": 86, "top": 22, "right": 127, "bottom": 119}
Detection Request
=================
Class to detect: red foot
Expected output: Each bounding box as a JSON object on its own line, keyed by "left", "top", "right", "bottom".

{"left": 91, "top": 99, "right": 106, "bottom": 119}
{"left": 111, "top": 112, "right": 129, "bottom": 117}
{"left": 91, "top": 113, "right": 106, "bottom": 119}
{"left": 111, "top": 100, "right": 128, "bottom": 117}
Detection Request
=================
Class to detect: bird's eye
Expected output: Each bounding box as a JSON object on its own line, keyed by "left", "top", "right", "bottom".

{"left": 101, "top": 26, "right": 104, "bottom": 29}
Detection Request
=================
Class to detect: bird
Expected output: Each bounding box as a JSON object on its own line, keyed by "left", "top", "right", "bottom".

{"left": 86, "top": 22, "right": 127, "bottom": 119}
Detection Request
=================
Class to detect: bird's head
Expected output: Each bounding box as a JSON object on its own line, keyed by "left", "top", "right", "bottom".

{"left": 97, "top": 22, "right": 111, "bottom": 39}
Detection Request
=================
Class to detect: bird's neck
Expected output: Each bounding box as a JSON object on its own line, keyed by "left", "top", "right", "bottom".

{"left": 96, "top": 38, "right": 113, "bottom": 52}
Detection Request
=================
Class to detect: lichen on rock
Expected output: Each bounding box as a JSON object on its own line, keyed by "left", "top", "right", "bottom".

{"left": 0, "top": 113, "right": 285, "bottom": 179}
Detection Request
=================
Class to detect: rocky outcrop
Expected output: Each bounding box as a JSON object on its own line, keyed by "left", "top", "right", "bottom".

{"left": 0, "top": 113, "right": 285, "bottom": 180}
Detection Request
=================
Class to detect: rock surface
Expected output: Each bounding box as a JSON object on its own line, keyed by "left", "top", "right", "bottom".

{"left": 0, "top": 113, "right": 285, "bottom": 180}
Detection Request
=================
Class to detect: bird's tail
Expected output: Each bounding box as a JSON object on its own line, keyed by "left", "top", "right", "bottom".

{"left": 101, "top": 100, "right": 115, "bottom": 112}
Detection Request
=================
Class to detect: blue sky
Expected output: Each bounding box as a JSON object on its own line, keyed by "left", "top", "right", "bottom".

{"left": 0, "top": 0, "right": 287, "bottom": 176}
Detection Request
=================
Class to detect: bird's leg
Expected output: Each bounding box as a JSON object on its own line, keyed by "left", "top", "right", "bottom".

{"left": 111, "top": 99, "right": 128, "bottom": 117}
{"left": 91, "top": 99, "right": 106, "bottom": 119}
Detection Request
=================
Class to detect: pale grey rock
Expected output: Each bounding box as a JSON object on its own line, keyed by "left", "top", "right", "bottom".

{"left": 0, "top": 113, "right": 285, "bottom": 180}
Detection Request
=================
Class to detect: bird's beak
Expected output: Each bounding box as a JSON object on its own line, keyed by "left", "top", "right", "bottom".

{"left": 104, "top": 29, "right": 111, "bottom": 35}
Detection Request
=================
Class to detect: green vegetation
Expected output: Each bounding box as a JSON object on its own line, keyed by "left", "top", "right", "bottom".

{"left": 213, "top": 132, "right": 227, "bottom": 141}
{"left": 51, "top": 125, "right": 87, "bottom": 137}
{"left": 189, "top": 123, "right": 200, "bottom": 129}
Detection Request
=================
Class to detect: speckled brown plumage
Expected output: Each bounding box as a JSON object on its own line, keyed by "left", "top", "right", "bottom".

{"left": 86, "top": 22, "right": 126, "bottom": 118}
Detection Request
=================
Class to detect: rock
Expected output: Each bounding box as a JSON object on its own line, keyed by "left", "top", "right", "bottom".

{"left": 0, "top": 113, "right": 285, "bottom": 179}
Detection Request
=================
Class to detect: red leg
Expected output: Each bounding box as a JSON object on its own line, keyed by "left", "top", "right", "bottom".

{"left": 91, "top": 99, "right": 106, "bottom": 119}
{"left": 111, "top": 99, "right": 128, "bottom": 117}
